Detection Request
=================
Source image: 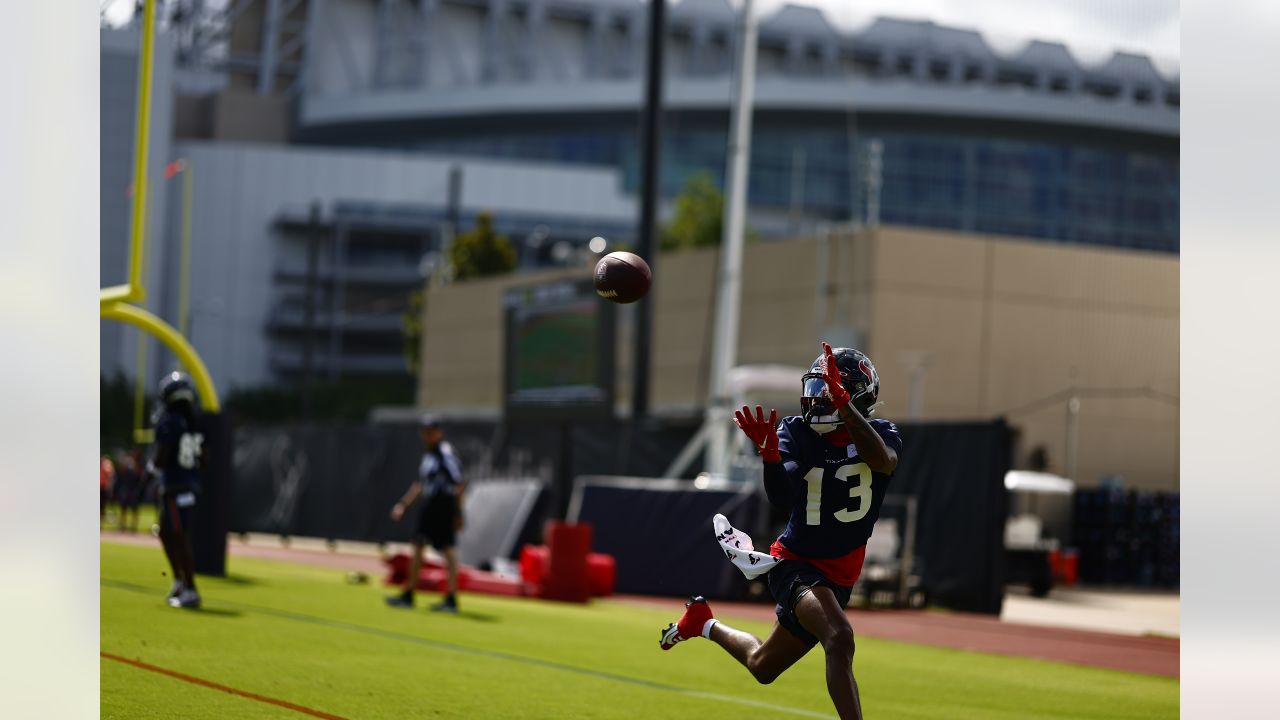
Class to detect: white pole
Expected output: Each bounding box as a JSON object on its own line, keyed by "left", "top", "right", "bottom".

{"left": 1065, "top": 394, "right": 1081, "bottom": 482}
{"left": 705, "top": 0, "right": 758, "bottom": 479}
{"left": 789, "top": 145, "right": 806, "bottom": 235}
{"left": 866, "top": 138, "right": 883, "bottom": 228}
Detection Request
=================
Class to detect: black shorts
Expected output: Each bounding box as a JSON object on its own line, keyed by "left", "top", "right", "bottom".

{"left": 415, "top": 496, "right": 458, "bottom": 551}
{"left": 160, "top": 490, "right": 198, "bottom": 535}
{"left": 767, "top": 559, "right": 853, "bottom": 645}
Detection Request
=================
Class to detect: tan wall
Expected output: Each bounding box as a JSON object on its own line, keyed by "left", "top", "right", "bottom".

{"left": 419, "top": 225, "right": 1178, "bottom": 490}
{"left": 868, "top": 226, "right": 1179, "bottom": 490}
{"left": 418, "top": 236, "right": 871, "bottom": 416}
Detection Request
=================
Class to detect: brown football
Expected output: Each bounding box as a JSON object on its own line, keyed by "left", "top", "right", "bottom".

{"left": 593, "top": 251, "right": 652, "bottom": 304}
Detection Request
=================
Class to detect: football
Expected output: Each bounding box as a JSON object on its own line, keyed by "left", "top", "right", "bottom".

{"left": 593, "top": 251, "right": 652, "bottom": 304}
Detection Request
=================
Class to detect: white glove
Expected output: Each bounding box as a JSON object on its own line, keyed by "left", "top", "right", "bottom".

{"left": 713, "top": 513, "right": 782, "bottom": 580}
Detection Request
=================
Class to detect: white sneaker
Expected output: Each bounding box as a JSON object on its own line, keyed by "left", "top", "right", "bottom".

{"left": 168, "top": 589, "right": 201, "bottom": 609}
{"left": 166, "top": 581, "right": 184, "bottom": 601}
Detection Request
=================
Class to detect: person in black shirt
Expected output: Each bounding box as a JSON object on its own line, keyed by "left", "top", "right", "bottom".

{"left": 387, "top": 415, "right": 466, "bottom": 612}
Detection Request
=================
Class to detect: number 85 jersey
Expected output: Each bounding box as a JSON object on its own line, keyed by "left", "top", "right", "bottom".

{"left": 153, "top": 409, "right": 204, "bottom": 495}
{"left": 770, "top": 416, "right": 903, "bottom": 565}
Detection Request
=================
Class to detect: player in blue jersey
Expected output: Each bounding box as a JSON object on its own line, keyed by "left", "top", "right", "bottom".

{"left": 660, "top": 343, "right": 901, "bottom": 720}
{"left": 387, "top": 414, "right": 466, "bottom": 612}
{"left": 150, "top": 372, "right": 206, "bottom": 609}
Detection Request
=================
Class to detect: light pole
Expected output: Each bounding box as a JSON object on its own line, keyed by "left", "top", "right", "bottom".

{"left": 898, "top": 351, "right": 934, "bottom": 420}
{"left": 705, "top": 0, "right": 759, "bottom": 479}
{"left": 1065, "top": 394, "right": 1081, "bottom": 481}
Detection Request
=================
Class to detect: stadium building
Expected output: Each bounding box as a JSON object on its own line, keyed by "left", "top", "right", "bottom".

{"left": 294, "top": 0, "right": 1178, "bottom": 250}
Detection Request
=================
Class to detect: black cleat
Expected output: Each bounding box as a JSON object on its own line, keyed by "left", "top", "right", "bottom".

{"left": 385, "top": 593, "right": 414, "bottom": 608}
{"left": 430, "top": 594, "right": 459, "bottom": 613}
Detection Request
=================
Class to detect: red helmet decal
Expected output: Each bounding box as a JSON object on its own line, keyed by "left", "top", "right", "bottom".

{"left": 858, "top": 357, "right": 876, "bottom": 385}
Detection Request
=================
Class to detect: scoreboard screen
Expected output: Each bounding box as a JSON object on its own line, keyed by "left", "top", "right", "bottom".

{"left": 503, "top": 278, "right": 616, "bottom": 420}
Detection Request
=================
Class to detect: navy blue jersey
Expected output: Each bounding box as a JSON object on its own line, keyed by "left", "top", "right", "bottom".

{"left": 419, "top": 441, "right": 463, "bottom": 501}
{"left": 772, "top": 416, "right": 903, "bottom": 559}
{"left": 153, "top": 410, "right": 203, "bottom": 494}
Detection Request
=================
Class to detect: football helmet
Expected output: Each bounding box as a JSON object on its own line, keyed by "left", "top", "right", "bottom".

{"left": 800, "top": 347, "right": 880, "bottom": 432}
{"left": 158, "top": 371, "right": 196, "bottom": 408}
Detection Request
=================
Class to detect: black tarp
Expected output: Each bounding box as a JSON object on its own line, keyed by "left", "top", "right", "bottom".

{"left": 193, "top": 412, "right": 233, "bottom": 576}
{"left": 887, "top": 421, "right": 1013, "bottom": 615}
{"left": 571, "top": 479, "right": 765, "bottom": 599}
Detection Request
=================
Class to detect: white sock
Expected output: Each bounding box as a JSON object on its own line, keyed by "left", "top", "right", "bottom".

{"left": 701, "top": 619, "right": 718, "bottom": 639}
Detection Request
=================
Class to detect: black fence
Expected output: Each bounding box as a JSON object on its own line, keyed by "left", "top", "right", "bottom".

{"left": 229, "top": 417, "right": 1013, "bottom": 614}
{"left": 228, "top": 418, "right": 698, "bottom": 544}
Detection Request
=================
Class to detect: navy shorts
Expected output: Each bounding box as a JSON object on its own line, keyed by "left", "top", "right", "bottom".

{"left": 160, "top": 490, "right": 197, "bottom": 535}
{"left": 767, "top": 559, "right": 853, "bottom": 645}
{"left": 415, "top": 496, "right": 458, "bottom": 551}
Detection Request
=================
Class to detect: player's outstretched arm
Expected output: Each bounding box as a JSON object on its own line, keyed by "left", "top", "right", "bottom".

{"left": 822, "top": 342, "right": 897, "bottom": 474}
{"left": 734, "top": 405, "right": 791, "bottom": 508}
{"left": 733, "top": 405, "right": 779, "bottom": 463}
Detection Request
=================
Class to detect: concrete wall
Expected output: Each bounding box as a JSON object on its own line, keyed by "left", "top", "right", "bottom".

{"left": 418, "top": 232, "right": 874, "bottom": 416}
{"left": 418, "top": 225, "right": 1178, "bottom": 490}
{"left": 866, "top": 226, "right": 1178, "bottom": 489}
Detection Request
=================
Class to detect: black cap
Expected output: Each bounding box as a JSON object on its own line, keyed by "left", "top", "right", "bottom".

{"left": 419, "top": 413, "right": 441, "bottom": 429}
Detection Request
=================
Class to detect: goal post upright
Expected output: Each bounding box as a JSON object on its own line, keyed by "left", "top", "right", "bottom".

{"left": 100, "top": 0, "right": 219, "bottom": 413}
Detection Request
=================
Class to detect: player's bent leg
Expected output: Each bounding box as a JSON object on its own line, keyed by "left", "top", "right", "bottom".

{"left": 658, "top": 596, "right": 811, "bottom": 685}
{"left": 719, "top": 621, "right": 813, "bottom": 685}
{"left": 795, "top": 585, "right": 862, "bottom": 720}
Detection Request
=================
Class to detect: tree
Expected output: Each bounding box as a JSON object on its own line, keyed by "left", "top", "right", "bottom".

{"left": 448, "top": 211, "right": 516, "bottom": 281}
{"left": 101, "top": 372, "right": 142, "bottom": 451}
{"left": 661, "top": 171, "right": 724, "bottom": 251}
{"left": 402, "top": 288, "right": 424, "bottom": 377}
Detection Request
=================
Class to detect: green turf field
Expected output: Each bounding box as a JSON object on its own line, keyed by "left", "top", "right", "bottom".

{"left": 101, "top": 501, "right": 158, "bottom": 534}
{"left": 101, "top": 543, "right": 1177, "bottom": 719}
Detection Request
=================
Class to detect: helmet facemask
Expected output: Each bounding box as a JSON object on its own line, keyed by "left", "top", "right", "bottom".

{"left": 800, "top": 373, "right": 842, "bottom": 433}
{"left": 800, "top": 348, "right": 881, "bottom": 434}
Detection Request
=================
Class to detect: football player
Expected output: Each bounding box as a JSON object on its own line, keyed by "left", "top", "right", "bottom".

{"left": 150, "top": 372, "right": 205, "bottom": 609}
{"left": 660, "top": 342, "right": 901, "bottom": 720}
{"left": 386, "top": 415, "right": 466, "bottom": 612}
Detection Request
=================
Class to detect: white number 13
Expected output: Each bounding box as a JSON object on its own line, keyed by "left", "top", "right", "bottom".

{"left": 804, "top": 463, "right": 873, "bottom": 525}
